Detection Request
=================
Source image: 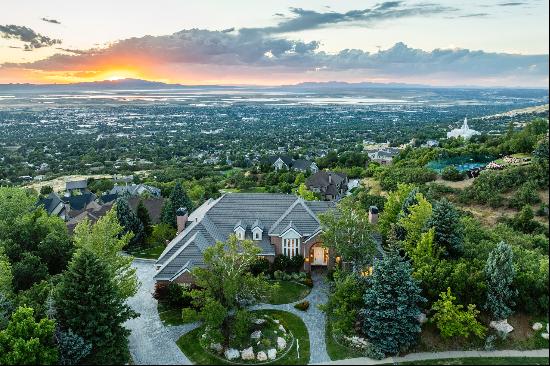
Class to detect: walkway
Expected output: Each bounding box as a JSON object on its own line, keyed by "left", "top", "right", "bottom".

{"left": 316, "top": 349, "right": 550, "bottom": 365}
{"left": 125, "top": 259, "right": 199, "bottom": 365}
{"left": 251, "top": 269, "right": 331, "bottom": 364}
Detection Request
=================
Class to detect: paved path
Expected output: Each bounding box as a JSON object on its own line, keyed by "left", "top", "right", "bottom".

{"left": 125, "top": 259, "right": 199, "bottom": 365}
{"left": 316, "top": 349, "right": 550, "bottom": 365}
{"left": 251, "top": 270, "right": 331, "bottom": 364}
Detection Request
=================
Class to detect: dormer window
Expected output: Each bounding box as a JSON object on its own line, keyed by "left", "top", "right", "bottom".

{"left": 234, "top": 220, "right": 246, "bottom": 240}
{"left": 235, "top": 227, "right": 245, "bottom": 240}
{"left": 252, "top": 227, "right": 263, "bottom": 241}
{"left": 251, "top": 219, "right": 264, "bottom": 241}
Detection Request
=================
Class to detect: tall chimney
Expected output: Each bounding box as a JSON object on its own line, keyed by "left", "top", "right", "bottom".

{"left": 328, "top": 172, "right": 332, "bottom": 184}
{"left": 176, "top": 207, "right": 188, "bottom": 234}
{"left": 369, "top": 206, "right": 379, "bottom": 225}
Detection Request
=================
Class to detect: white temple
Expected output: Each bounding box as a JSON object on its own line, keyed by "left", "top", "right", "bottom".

{"left": 447, "top": 118, "right": 480, "bottom": 139}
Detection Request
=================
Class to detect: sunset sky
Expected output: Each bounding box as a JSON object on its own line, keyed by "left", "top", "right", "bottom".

{"left": 0, "top": 0, "right": 548, "bottom": 86}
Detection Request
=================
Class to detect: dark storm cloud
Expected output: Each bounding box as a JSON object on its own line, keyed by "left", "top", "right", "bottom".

{"left": 0, "top": 24, "right": 61, "bottom": 50}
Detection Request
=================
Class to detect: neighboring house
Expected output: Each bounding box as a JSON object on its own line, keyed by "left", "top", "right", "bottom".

{"left": 306, "top": 171, "right": 348, "bottom": 201}
{"left": 62, "top": 192, "right": 97, "bottom": 211}
{"left": 128, "top": 196, "right": 165, "bottom": 224}
{"left": 154, "top": 193, "right": 336, "bottom": 284}
{"left": 366, "top": 147, "right": 401, "bottom": 165}
{"left": 66, "top": 202, "right": 113, "bottom": 234}
{"left": 266, "top": 156, "right": 318, "bottom": 173}
{"left": 109, "top": 183, "right": 161, "bottom": 197}
{"left": 65, "top": 179, "right": 88, "bottom": 194}
{"left": 37, "top": 192, "right": 68, "bottom": 220}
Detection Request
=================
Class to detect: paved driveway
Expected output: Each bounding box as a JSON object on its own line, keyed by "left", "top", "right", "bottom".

{"left": 125, "top": 259, "right": 198, "bottom": 365}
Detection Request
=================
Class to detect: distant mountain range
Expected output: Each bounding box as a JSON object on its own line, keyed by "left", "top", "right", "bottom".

{"left": 0, "top": 78, "right": 547, "bottom": 91}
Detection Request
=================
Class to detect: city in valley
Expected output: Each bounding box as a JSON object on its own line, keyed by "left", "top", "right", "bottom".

{"left": 0, "top": 1, "right": 548, "bottom": 365}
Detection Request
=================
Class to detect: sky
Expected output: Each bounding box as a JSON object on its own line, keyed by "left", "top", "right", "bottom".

{"left": 0, "top": 0, "right": 548, "bottom": 87}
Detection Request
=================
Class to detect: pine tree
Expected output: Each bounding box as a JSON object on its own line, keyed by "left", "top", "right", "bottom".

{"left": 362, "top": 250, "right": 426, "bottom": 355}
{"left": 56, "top": 248, "right": 137, "bottom": 364}
{"left": 115, "top": 197, "right": 144, "bottom": 248}
{"left": 426, "top": 198, "right": 464, "bottom": 257}
{"left": 394, "top": 187, "right": 420, "bottom": 241}
{"left": 161, "top": 182, "right": 193, "bottom": 227}
{"left": 484, "top": 241, "right": 517, "bottom": 320}
{"left": 136, "top": 200, "right": 152, "bottom": 237}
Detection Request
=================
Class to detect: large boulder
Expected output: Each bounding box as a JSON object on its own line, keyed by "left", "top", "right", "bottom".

{"left": 224, "top": 348, "right": 240, "bottom": 360}
{"left": 532, "top": 322, "right": 543, "bottom": 331}
{"left": 489, "top": 319, "right": 514, "bottom": 334}
{"left": 267, "top": 348, "right": 277, "bottom": 360}
{"left": 279, "top": 324, "right": 286, "bottom": 333}
{"left": 251, "top": 330, "right": 262, "bottom": 340}
{"left": 257, "top": 351, "right": 268, "bottom": 361}
{"left": 241, "top": 347, "right": 255, "bottom": 360}
{"left": 542, "top": 333, "right": 549, "bottom": 340}
{"left": 277, "top": 337, "right": 287, "bottom": 351}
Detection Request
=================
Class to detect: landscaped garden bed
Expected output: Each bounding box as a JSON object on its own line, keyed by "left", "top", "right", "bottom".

{"left": 177, "top": 309, "right": 310, "bottom": 365}
{"left": 268, "top": 279, "right": 311, "bottom": 305}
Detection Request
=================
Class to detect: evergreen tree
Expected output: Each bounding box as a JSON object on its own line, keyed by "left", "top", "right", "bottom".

{"left": 484, "top": 241, "right": 517, "bottom": 320}
{"left": 136, "top": 200, "right": 152, "bottom": 237}
{"left": 56, "top": 249, "right": 136, "bottom": 364}
{"left": 56, "top": 329, "right": 92, "bottom": 365}
{"left": 0, "top": 247, "right": 12, "bottom": 296}
{"left": 426, "top": 198, "right": 464, "bottom": 257}
{"left": 394, "top": 187, "right": 420, "bottom": 241}
{"left": 115, "top": 197, "right": 144, "bottom": 248}
{"left": 362, "top": 250, "right": 426, "bottom": 355}
{"left": 161, "top": 182, "right": 193, "bottom": 227}
{"left": 0, "top": 306, "right": 58, "bottom": 365}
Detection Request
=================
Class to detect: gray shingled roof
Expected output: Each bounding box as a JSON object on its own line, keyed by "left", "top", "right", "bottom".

{"left": 37, "top": 193, "right": 64, "bottom": 215}
{"left": 154, "top": 193, "right": 334, "bottom": 281}
{"left": 66, "top": 180, "right": 87, "bottom": 190}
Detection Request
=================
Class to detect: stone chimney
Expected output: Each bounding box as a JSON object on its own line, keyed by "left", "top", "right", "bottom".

{"left": 328, "top": 172, "right": 332, "bottom": 184}
{"left": 368, "top": 206, "right": 379, "bottom": 225}
{"left": 176, "top": 207, "right": 188, "bottom": 234}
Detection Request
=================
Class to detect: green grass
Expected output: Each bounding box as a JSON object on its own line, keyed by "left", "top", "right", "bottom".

{"left": 268, "top": 281, "right": 310, "bottom": 305}
{"left": 400, "top": 357, "right": 549, "bottom": 365}
{"left": 325, "top": 320, "right": 364, "bottom": 361}
{"left": 159, "top": 308, "right": 184, "bottom": 326}
{"left": 176, "top": 309, "right": 310, "bottom": 365}
{"left": 127, "top": 244, "right": 165, "bottom": 259}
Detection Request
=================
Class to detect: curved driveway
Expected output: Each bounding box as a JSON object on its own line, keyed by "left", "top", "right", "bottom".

{"left": 125, "top": 259, "right": 199, "bottom": 365}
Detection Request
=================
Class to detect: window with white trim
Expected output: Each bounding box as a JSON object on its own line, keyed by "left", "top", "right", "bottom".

{"left": 282, "top": 237, "right": 300, "bottom": 258}
{"left": 235, "top": 227, "right": 245, "bottom": 240}
{"left": 252, "top": 228, "right": 262, "bottom": 241}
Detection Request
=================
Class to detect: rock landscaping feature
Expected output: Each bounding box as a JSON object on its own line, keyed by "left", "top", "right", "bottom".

{"left": 489, "top": 319, "right": 514, "bottom": 334}
{"left": 199, "top": 313, "right": 293, "bottom": 362}
{"left": 532, "top": 322, "right": 543, "bottom": 331}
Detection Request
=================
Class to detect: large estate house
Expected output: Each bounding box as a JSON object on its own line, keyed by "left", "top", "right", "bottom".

{"left": 306, "top": 171, "right": 348, "bottom": 201}
{"left": 154, "top": 193, "right": 336, "bottom": 284}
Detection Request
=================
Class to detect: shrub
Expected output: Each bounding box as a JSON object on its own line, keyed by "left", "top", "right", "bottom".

{"left": 153, "top": 282, "right": 193, "bottom": 308}
{"left": 181, "top": 308, "right": 199, "bottom": 323}
{"left": 430, "top": 288, "right": 486, "bottom": 339}
{"left": 289, "top": 255, "right": 305, "bottom": 272}
{"left": 272, "top": 255, "right": 291, "bottom": 272}
{"left": 294, "top": 301, "right": 310, "bottom": 311}
{"left": 273, "top": 270, "right": 284, "bottom": 281}
{"left": 441, "top": 165, "right": 465, "bottom": 181}
{"left": 302, "top": 278, "right": 314, "bottom": 288}
{"left": 233, "top": 309, "right": 252, "bottom": 344}
{"left": 250, "top": 257, "right": 271, "bottom": 276}
{"left": 147, "top": 223, "right": 176, "bottom": 247}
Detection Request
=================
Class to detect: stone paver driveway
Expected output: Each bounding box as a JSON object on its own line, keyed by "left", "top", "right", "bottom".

{"left": 125, "top": 259, "right": 199, "bottom": 365}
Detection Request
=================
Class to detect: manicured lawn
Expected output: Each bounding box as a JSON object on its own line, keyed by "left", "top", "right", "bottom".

{"left": 325, "top": 320, "right": 364, "bottom": 361}
{"left": 268, "top": 281, "right": 310, "bottom": 305}
{"left": 177, "top": 309, "right": 309, "bottom": 365}
{"left": 127, "top": 244, "right": 165, "bottom": 259}
{"left": 158, "top": 308, "right": 184, "bottom": 326}
{"left": 400, "top": 357, "right": 549, "bottom": 365}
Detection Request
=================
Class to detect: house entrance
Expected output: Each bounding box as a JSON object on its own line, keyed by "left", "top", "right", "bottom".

{"left": 312, "top": 246, "right": 328, "bottom": 266}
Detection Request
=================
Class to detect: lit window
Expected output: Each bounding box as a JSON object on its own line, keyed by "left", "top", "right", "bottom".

{"left": 283, "top": 238, "right": 300, "bottom": 258}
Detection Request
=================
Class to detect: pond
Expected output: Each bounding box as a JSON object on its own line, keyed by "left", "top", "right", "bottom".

{"left": 427, "top": 155, "right": 494, "bottom": 173}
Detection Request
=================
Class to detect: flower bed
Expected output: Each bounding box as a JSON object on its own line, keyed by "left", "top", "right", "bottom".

{"left": 200, "top": 314, "right": 295, "bottom": 364}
